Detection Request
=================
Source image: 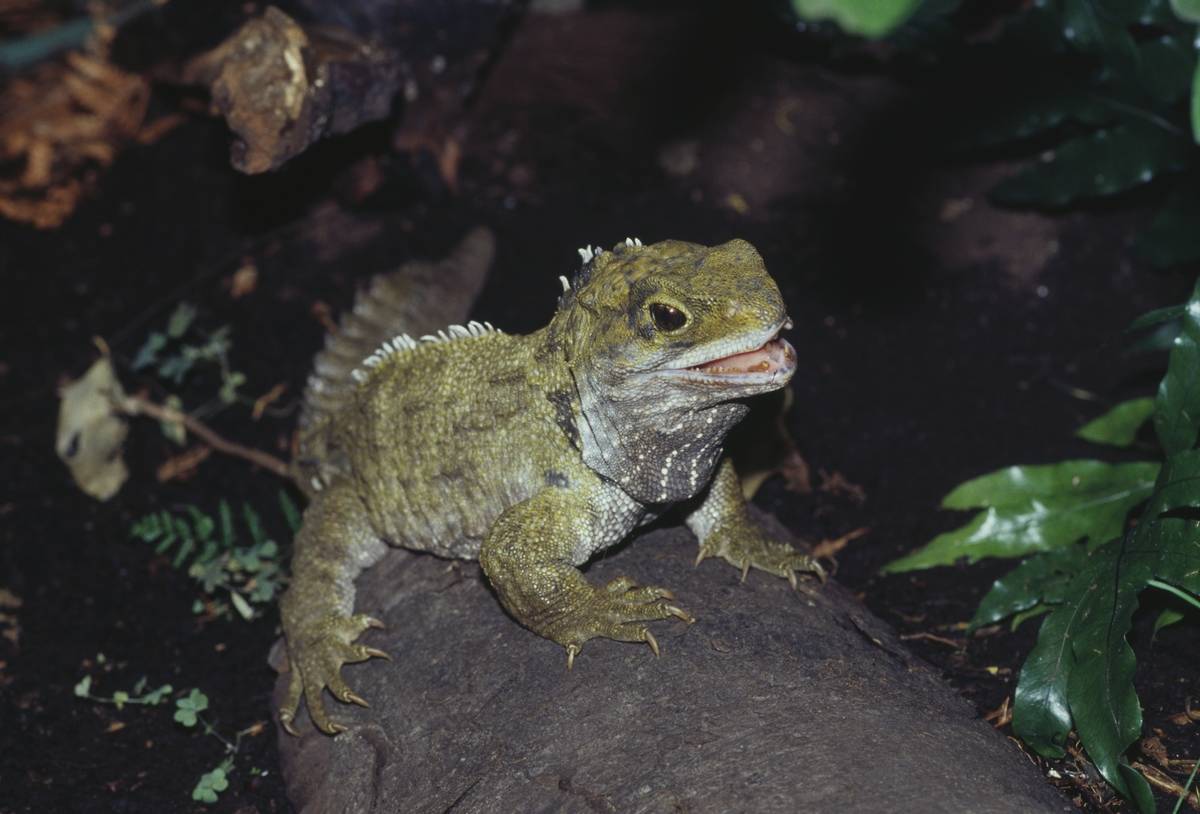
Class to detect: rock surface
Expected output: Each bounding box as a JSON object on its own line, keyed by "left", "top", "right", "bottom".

{"left": 273, "top": 516, "right": 1070, "bottom": 813}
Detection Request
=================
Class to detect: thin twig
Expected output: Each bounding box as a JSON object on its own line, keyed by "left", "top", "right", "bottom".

{"left": 121, "top": 394, "right": 290, "bottom": 479}
{"left": 1134, "top": 761, "right": 1200, "bottom": 811}
{"left": 897, "top": 632, "right": 965, "bottom": 649}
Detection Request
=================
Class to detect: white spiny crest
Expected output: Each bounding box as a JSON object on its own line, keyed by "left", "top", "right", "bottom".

{"left": 576, "top": 243, "right": 605, "bottom": 264}
{"left": 559, "top": 275, "right": 571, "bottom": 293}
{"left": 350, "top": 320, "right": 500, "bottom": 383}
{"left": 624, "top": 237, "right": 643, "bottom": 247}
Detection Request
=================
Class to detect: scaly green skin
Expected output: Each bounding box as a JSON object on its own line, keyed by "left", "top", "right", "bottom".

{"left": 279, "top": 237, "right": 825, "bottom": 735}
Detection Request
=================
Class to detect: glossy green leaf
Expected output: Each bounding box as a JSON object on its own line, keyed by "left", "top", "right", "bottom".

{"left": 1130, "top": 302, "right": 1188, "bottom": 332}
{"left": 1137, "top": 36, "right": 1195, "bottom": 103}
{"left": 1066, "top": 534, "right": 1158, "bottom": 812}
{"left": 1082, "top": 0, "right": 1157, "bottom": 25}
{"left": 1013, "top": 601, "right": 1078, "bottom": 757}
{"left": 1172, "top": 0, "right": 1200, "bottom": 23}
{"left": 1146, "top": 449, "right": 1200, "bottom": 515}
{"left": 970, "top": 545, "right": 1088, "bottom": 629}
{"left": 1192, "top": 53, "right": 1200, "bottom": 142}
{"left": 1153, "top": 607, "right": 1186, "bottom": 633}
{"left": 1155, "top": 280, "right": 1200, "bottom": 455}
{"left": 789, "top": 0, "right": 923, "bottom": 37}
{"left": 1011, "top": 604, "right": 1053, "bottom": 630}
{"left": 1136, "top": 188, "right": 1200, "bottom": 268}
{"left": 882, "top": 460, "right": 1159, "bottom": 572}
{"left": 1078, "top": 398, "right": 1155, "bottom": 447}
{"left": 960, "top": 92, "right": 1112, "bottom": 149}
{"left": 1063, "top": 0, "right": 1138, "bottom": 71}
{"left": 1152, "top": 518, "right": 1200, "bottom": 595}
{"left": 991, "top": 121, "right": 1192, "bottom": 208}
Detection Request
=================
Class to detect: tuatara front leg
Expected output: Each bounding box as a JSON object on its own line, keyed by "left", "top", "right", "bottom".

{"left": 687, "top": 457, "right": 827, "bottom": 587}
{"left": 479, "top": 487, "right": 694, "bottom": 667}
{"left": 278, "top": 482, "right": 390, "bottom": 735}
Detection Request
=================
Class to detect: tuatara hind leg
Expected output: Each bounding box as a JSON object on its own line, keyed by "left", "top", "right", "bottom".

{"left": 278, "top": 482, "right": 389, "bottom": 735}
{"left": 687, "top": 457, "right": 827, "bottom": 587}
{"left": 479, "top": 489, "right": 694, "bottom": 666}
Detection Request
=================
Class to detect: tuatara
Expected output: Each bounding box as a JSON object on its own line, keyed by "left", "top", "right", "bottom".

{"left": 279, "top": 230, "right": 825, "bottom": 735}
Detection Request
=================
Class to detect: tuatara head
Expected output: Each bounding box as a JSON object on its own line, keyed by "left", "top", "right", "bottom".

{"left": 550, "top": 237, "right": 795, "bottom": 504}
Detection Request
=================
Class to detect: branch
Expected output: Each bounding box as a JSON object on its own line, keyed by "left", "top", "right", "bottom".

{"left": 121, "top": 394, "right": 291, "bottom": 480}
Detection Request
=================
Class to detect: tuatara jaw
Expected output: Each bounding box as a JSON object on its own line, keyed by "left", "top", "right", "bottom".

{"left": 661, "top": 318, "right": 796, "bottom": 386}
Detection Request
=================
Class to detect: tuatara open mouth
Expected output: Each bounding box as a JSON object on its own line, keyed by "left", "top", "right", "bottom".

{"left": 691, "top": 332, "right": 794, "bottom": 376}
{"left": 664, "top": 318, "right": 797, "bottom": 385}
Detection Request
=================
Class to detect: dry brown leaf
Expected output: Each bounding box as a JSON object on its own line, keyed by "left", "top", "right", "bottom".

{"left": 229, "top": 261, "right": 259, "bottom": 299}
{"left": 818, "top": 468, "right": 866, "bottom": 504}
{"left": 242, "top": 720, "right": 268, "bottom": 738}
{"left": 252, "top": 382, "right": 287, "bottom": 420}
{"left": 56, "top": 355, "right": 129, "bottom": 500}
{"left": 1140, "top": 737, "right": 1170, "bottom": 769}
{"left": 983, "top": 696, "right": 1012, "bottom": 728}
{"left": 0, "top": 50, "right": 153, "bottom": 228}
{"left": 311, "top": 301, "right": 338, "bottom": 334}
{"left": 809, "top": 526, "right": 869, "bottom": 560}
{"left": 156, "top": 445, "right": 213, "bottom": 482}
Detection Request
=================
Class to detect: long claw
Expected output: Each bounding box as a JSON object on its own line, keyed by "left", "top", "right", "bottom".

{"left": 344, "top": 691, "right": 370, "bottom": 709}
{"left": 644, "top": 629, "right": 660, "bottom": 658}
{"left": 566, "top": 644, "right": 580, "bottom": 671}
{"left": 366, "top": 616, "right": 385, "bottom": 629}
{"left": 694, "top": 550, "right": 707, "bottom": 567}
{"left": 740, "top": 559, "right": 751, "bottom": 582}
{"left": 280, "top": 712, "right": 300, "bottom": 737}
{"left": 327, "top": 722, "right": 349, "bottom": 735}
{"left": 665, "top": 604, "right": 695, "bottom": 624}
{"left": 787, "top": 570, "right": 799, "bottom": 591}
{"left": 364, "top": 647, "right": 391, "bottom": 661}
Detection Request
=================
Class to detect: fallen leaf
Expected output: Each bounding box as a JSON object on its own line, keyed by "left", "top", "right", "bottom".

{"left": 228, "top": 261, "right": 258, "bottom": 298}
{"left": 242, "top": 720, "right": 268, "bottom": 737}
{"left": 809, "top": 526, "right": 869, "bottom": 560}
{"left": 56, "top": 355, "right": 129, "bottom": 500}
{"left": 984, "top": 696, "right": 1012, "bottom": 728}
{"left": 252, "top": 382, "right": 287, "bottom": 420}
{"left": 311, "top": 300, "right": 337, "bottom": 334}
{"left": 1140, "top": 737, "right": 1169, "bottom": 769}
{"left": 819, "top": 468, "right": 866, "bottom": 503}
{"left": 156, "top": 445, "right": 212, "bottom": 482}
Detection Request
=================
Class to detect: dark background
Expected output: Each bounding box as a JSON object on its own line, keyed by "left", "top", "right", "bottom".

{"left": 1, "top": 1, "right": 1197, "bottom": 811}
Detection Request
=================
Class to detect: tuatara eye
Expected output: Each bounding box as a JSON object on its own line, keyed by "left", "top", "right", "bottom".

{"left": 650, "top": 303, "right": 687, "bottom": 332}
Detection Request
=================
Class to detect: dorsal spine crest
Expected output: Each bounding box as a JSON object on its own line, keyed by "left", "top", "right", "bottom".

{"left": 350, "top": 320, "right": 499, "bottom": 384}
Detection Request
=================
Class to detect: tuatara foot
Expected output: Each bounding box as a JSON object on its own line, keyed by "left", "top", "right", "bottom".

{"left": 696, "top": 528, "right": 826, "bottom": 589}
{"left": 546, "top": 576, "right": 695, "bottom": 669}
{"left": 279, "top": 613, "right": 389, "bottom": 736}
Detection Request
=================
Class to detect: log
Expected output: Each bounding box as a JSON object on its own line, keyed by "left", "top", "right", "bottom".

{"left": 272, "top": 514, "right": 1070, "bottom": 813}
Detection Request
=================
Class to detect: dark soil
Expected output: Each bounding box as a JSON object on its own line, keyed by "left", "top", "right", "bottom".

{"left": 2, "top": 2, "right": 1197, "bottom": 813}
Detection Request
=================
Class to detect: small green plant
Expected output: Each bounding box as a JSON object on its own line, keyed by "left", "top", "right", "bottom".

{"left": 73, "top": 668, "right": 174, "bottom": 710}
{"left": 171, "top": 689, "right": 264, "bottom": 804}
{"left": 130, "top": 490, "right": 301, "bottom": 620}
{"left": 131, "top": 302, "right": 247, "bottom": 441}
{"left": 74, "top": 669, "right": 262, "bottom": 806}
{"left": 885, "top": 281, "right": 1200, "bottom": 812}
